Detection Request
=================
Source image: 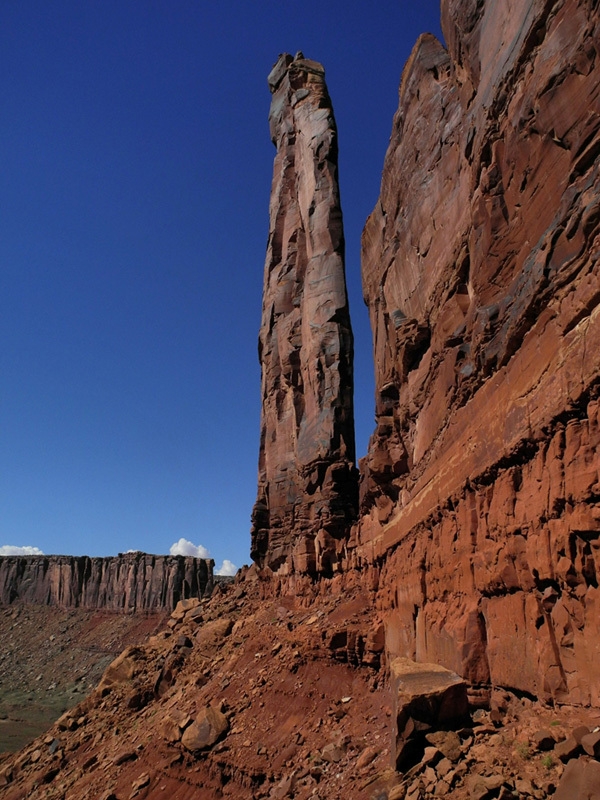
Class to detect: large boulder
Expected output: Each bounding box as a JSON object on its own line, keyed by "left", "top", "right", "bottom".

{"left": 96, "top": 646, "right": 141, "bottom": 694}
{"left": 181, "top": 706, "right": 229, "bottom": 752}
{"left": 390, "top": 658, "right": 468, "bottom": 770}
{"left": 554, "top": 757, "right": 600, "bottom": 800}
{"left": 195, "top": 617, "right": 233, "bottom": 652}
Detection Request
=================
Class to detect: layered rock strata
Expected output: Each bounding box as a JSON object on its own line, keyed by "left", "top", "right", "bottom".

{"left": 354, "top": 0, "right": 600, "bottom": 704}
{"left": 0, "top": 553, "right": 213, "bottom": 611}
{"left": 251, "top": 52, "right": 358, "bottom": 575}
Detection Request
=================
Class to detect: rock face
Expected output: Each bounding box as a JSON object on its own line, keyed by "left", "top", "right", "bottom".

{"left": 0, "top": 553, "right": 213, "bottom": 611}
{"left": 353, "top": 0, "right": 600, "bottom": 705}
{"left": 251, "top": 52, "right": 358, "bottom": 576}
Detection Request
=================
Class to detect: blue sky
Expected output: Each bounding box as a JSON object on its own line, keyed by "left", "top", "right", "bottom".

{"left": 0, "top": 1, "right": 443, "bottom": 570}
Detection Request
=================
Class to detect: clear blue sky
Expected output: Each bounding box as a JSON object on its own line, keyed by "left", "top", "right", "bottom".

{"left": 0, "top": 1, "right": 443, "bottom": 569}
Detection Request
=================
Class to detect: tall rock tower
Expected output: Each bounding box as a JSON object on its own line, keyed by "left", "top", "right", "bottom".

{"left": 251, "top": 53, "right": 358, "bottom": 576}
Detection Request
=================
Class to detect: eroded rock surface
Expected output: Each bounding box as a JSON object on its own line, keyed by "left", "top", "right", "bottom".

{"left": 0, "top": 553, "right": 213, "bottom": 612}
{"left": 251, "top": 52, "right": 358, "bottom": 576}
{"left": 353, "top": 0, "right": 600, "bottom": 704}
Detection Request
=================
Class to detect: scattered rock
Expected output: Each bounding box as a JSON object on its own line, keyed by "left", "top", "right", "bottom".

{"left": 435, "top": 756, "right": 452, "bottom": 777}
{"left": 555, "top": 736, "right": 582, "bottom": 763}
{"left": 573, "top": 725, "right": 592, "bottom": 745}
{"left": 466, "top": 773, "right": 505, "bottom": 800}
{"left": 356, "top": 745, "right": 379, "bottom": 770}
{"left": 425, "top": 731, "right": 462, "bottom": 763}
{"left": 181, "top": 705, "right": 229, "bottom": 752}
{"left": 581, "top": 731, "right": 600, "bottom": 758}
{"left": 48, "top": 738, "right": 62, "bottom": 755}
{"left": 112, "top": 749, "right": 138, "bottom": 766}
{"left": 195, "top": 618, "right": 233, "bottom": 651}
{"left": 171, "top": 597, "right": 200, "bottom": 620}
{"left": 388, "top": 786, "right": 407, "bottom": 800}
{"left": 533, "top": 729, "right": 556, "bottom": 752}
{"left": 321, "top": 742, "right": 345, "bottom": 763}
{"left": 42, "top": 766, "right": 60, "bottom": 783}
{"left": 130, "top": 771, "right": 151, "bottom": 798}
{"left": 97, "top": 646, "right": 140, "bottom": 694}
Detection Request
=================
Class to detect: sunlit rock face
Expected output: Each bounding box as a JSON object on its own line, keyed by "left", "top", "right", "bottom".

{"left": 251, "top": 53, "right": 358, "bottom": 576}
{"left": 355, "top": 0, "right": 600, "bottom": 704}
{"left": 0, "top": 553, "right": 213, "bottom": 611}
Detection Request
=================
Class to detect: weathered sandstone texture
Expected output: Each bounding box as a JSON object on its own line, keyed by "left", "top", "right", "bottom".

{"left": 354, "top": 0, "right": 600, "bottom": 705}
{"left": 0, "top": 553, "right": 213, "bottom": 611}
{"left": 251, "top": 52, "right": 358, "bottom": 576}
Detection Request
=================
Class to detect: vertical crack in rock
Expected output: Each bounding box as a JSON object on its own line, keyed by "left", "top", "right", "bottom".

{"left": 251, "top": 53, "right": 358, "bottom": 577}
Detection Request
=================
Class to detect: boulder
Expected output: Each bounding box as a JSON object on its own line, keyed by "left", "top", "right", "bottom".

{"left": 581, "top": 732, "right": 600, "bottom": 759}
{"left": 555, "top": 757, "right": 600, "bottom": 800}
{"left": 390, "top": 658, "right": 468, "bottom": 770}
{"left": 555, "top": 736, "right": 582, "bottom": 763}
{"left": 181, "top": 706, "right": 229, "bottom": 752}
{"left": 533, "top": 729, "right": 557, "bottom": 752}
{"left": 96, "top": 647, "right": 140, "bottom": 693}
{"left": 195, "top": 618, "right": 233, "bottom": 651}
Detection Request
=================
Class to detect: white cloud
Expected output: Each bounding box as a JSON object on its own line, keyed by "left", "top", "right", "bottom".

{"left": 0, "top": 545, "right": 44, "bottom": 556}
{"left": 216, "top": 559, "right": 237, "bottom": 577}
{"left": 169, "top": 538, "right": 211, "bottom": 559}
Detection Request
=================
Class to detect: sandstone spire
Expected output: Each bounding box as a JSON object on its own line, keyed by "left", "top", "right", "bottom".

{"left": 251, "top": 53, "right": 357, "bottom": 576}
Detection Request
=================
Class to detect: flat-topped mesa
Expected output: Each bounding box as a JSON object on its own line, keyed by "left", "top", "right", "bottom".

{"left": 251, "top": 53, "right": 358, "bottom": 577}
{"left": 0, "top": 553, "right": 214, "bottom": 611}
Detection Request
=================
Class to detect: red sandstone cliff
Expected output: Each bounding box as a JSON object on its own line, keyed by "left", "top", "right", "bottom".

{"left": 251, "top": 52, "right": 358, "bottom": 576}
{"left": 0, "top": 553, "right": 213, "bottom": 612}
{"left": 354, "top": 0, "right": 600, "bottom": 705}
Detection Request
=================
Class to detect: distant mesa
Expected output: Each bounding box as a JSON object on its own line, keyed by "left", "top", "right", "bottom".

{"left": 0, "top": 552, "right": 214, "bottom": 612}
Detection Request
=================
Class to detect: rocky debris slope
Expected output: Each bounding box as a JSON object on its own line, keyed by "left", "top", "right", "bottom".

{"left": 0, "top": 604, "right": 168, "bottom": 753}
{"left": 351, "top": 0, "right": 600, "bottom": 705}
{"left": 0, "top": 553, "right": 213, "bottom": 612}
{"left": 251, "top": 52, "right": 358, "bottom": 577}
{"left": 1, "top": 573, "right": 599, "bottom": 800}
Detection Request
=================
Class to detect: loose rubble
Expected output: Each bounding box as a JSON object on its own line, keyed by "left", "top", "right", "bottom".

{"left": 1, "top": 572, "right": 600, "bottom": 799}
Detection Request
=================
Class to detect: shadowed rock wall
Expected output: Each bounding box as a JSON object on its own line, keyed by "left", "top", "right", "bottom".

{"left": 353, "top": 0, "right": 600, "bottom": 704}
{"left": 251, "top": 53, "right": 358, "bottom": 576}
{"left": 0, "top": 553, "right": 214, "bottom": 612}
